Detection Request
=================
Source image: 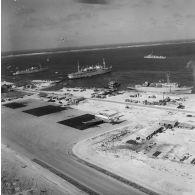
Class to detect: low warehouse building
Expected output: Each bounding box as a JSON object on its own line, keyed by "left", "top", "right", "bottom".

{"left": 131, "top": 125, "right": 164, "bottom": 141}
{"left": 178, "top": 122, "right": 195, "bottom": 130}
{"left": 159, "top": 120, "right": 178, "bottom": 129}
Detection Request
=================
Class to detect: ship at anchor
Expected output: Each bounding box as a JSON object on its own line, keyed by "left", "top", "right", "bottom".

{"left": 13, "top": 65, "right": 48, "bottom": 75}
{"left": 68, "top": 59, "right": 112, "bottom": 79}
{"left": 144, "top": 52, "right": 166, "bottom": 59}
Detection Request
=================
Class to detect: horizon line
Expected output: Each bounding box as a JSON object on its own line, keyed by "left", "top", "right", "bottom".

{"left": 2, "top": 39, "right": 195, "bottom": 59}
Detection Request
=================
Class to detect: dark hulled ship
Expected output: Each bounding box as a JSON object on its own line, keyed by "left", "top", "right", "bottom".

{"left": 13, "top": 66, "right": 48, "bottom": 75}
{"left": 68, "top": 59, "right": 112, "bottom": 79}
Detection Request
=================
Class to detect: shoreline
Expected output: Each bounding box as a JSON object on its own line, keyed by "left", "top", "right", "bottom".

{"left": 2, "top": 80, "right": 195, "bottom": 113}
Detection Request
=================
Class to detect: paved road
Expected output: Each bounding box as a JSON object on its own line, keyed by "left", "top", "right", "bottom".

{"left": 88, "top": 98, "right": 195, "bottom": 114}
{"left": 2, "top": 100, "right": 146, "bottom": 195}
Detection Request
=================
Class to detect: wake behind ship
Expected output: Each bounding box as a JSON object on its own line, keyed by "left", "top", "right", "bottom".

{"left": 68, "top": 59, "right": 112, "bottom": 79}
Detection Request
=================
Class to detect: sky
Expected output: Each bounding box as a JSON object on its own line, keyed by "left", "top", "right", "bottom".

{"left": 1, "top": 0, "right": 195, "bottom": 52}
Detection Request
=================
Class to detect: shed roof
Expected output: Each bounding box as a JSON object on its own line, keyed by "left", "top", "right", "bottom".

{"left": 98, "top": 110, "right": 118, "bottom": 117}
{"left": 159, "top": 120, "right": 178, "bottom": 126}
{"left": 134, "top": 125, "right": 162, "bottom": 138}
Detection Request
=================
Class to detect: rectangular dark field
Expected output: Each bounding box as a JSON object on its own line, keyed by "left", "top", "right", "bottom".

{"left": 58, "top": 114, "right": 104, "bottom": 130}
{"left": 153, "top": 151, "right": 161, "bottom": 157}
{"left": 4, "top": 102, "right": 26, "bottom": 109}
{"left": 23, "top": 105, "right": 66, "bottom": 116}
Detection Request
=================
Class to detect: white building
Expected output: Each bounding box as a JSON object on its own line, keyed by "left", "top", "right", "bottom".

{"left": 95, "top": 110, "right": 120, "bottom": 123}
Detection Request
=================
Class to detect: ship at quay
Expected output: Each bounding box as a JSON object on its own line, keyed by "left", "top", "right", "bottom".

{"left": 13, "top": 66, "right": 48, "bottom": 75}
{"left": 127, "top": 73, "right": 193, "bottom": 94}
{"left": 68, "top": 59, "right": 112, "bottom": 79}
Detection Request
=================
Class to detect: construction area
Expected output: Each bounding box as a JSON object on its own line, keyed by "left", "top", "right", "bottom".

{"left": 74, "top": 99, "right": 195, "bottom": 195}
{"left": 96, "top": 120, "right": 195, "bottom": 165}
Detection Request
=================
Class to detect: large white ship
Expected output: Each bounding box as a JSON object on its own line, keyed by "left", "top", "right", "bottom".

{"left": 68, "top": 59, "right": 112, "bottom": 79}
{"left": 128, "top": 73, "right": 192, "bottom": 94}
{"left": 144, "top": 52, "right": 166, "bottom": 59}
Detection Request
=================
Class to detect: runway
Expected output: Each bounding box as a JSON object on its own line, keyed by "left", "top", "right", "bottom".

{"left": 2, "top": 99, "right": 146, "bottom": 195}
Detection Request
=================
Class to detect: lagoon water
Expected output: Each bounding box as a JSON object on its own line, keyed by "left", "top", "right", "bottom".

{"left": 2, "top": 42, "right": 195, "bottom": 91}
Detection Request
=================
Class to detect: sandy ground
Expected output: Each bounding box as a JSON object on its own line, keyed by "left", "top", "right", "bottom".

{"left": 2, "top": 82, "right": 195, "bottom": 195}
{"left": 73, "top": 106, "right": 195, "bottom": 195}
{"left": 69, "top": 87, "right": 195, "bottom": 195}
{"left": 1, "top": 144, "right": 86, "bottom": 195}
{"left": 2, "top": 98, "right": 144, "bottom": 195}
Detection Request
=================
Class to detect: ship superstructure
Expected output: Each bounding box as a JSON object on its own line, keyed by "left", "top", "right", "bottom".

{"left": 128, "top": 73, "right": 192, "bottom": 94}
{"left": 68, "top": 59, "right": 112, "bottom": 79}
{"left": 108, "top": 81, "right": 120, "bottom": 90}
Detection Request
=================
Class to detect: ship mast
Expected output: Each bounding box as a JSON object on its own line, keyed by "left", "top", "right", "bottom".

{"left": 77, "top": 61, "right": 80, "bottom": 72}
{"left": 166, "top": 72, "right": 170, "bottom": 84}
{"left": 103, "top": 58, "right": 106, "bottom": 68}
{"left": 166, "top": 72, "right": 171, "bottom": 92}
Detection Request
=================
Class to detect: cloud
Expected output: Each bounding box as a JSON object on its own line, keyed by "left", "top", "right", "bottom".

{"left": 2, "top": 0, "right": 195, "bottom": 52}
{"left": 15, "top": 6, "right": 35, "bottom": 16}
{"left": 162, "top": 0, "right": 174, "bottom": 8}
{"left": 173, "top": 13, "right": 183, "bottom": 19}
{"left": 62, "top": 11, "right": 94, "bottom": 23}
{"left": 76, "top": 0, "right": 108, "bottom": 4}
{"left": 186, "top": 14, "right": 195, "bottom": 19}
{"left": 150, "top": 17, "right": 157, "bottom": 26}
{"left": 64, "top": 13, "right": 84, "bottom": 21}
{"left": 129, "top": 0, "right": 156, "bottom": 9}
{"left": 23, "top": 16, "right": 57, "bottom": 29}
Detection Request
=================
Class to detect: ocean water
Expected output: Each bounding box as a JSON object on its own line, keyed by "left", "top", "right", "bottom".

{"left": 2, "top": 42, "right": 195, "bottom": 91}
